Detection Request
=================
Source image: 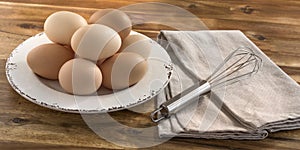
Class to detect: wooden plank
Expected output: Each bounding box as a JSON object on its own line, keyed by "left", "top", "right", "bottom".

{"left": 1, "top": 0, "right": 299, "bottom": 25}
{"left": 0, "top": 141, "right": 105, "bottom": 150}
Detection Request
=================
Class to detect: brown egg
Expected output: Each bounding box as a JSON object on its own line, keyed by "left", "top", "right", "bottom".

{"left": 119, "top": 34, "right": 152, "bottom": 59}
{"left": 71, "top": 24, "right": 121, "bottom": 61}
{"left": 100, "top": 52, "right": 148, "bottom": 90}
{"left": 58, "top": 58, "right": 102, "bottom": 95}
{"left": 89, "top": 9, "right": 132, "bottom": 40}
{"left": 27, "top": 43, "right": 74, "bottom": 80}
{"left": 44, "top": 11, "right": 87, "bottom": 45}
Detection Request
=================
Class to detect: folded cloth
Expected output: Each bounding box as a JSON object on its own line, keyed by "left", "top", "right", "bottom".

{"left": 156, "top": 30, "right": 300, "bottom": 139}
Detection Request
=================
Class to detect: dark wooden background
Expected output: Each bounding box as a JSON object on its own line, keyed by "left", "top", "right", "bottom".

{"left": 0, "top": 0, "right": 299, "bottom": 149}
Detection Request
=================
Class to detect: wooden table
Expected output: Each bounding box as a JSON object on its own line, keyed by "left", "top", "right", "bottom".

{"left": 1, "top": 0, "right": 299, "bottom": 149}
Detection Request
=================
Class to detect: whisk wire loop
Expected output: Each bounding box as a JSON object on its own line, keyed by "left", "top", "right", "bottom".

{"left": 206, "top": 47, "right": 262, "bottom": 88}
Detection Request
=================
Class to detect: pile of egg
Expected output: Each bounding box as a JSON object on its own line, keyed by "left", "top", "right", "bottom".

{"left": 27, "top": 9, "right": 152, "bottom": 95}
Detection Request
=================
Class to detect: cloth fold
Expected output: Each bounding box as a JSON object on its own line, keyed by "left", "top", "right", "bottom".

{"left": 156, "top": 30, "right": 300, "bottom": 139}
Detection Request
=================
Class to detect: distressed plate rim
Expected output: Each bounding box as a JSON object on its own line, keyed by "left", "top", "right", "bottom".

{"left": 5, "top": 32, "right": 173, "bottom": 114}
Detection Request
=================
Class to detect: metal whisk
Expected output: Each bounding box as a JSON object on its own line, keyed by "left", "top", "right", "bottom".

{"left": 150, "top": 47, "right": 262, "bottom": 122}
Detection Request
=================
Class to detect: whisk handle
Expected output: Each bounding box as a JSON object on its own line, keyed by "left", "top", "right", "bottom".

{"left": 150, "top": 82, "right": 211, "bottom": 123}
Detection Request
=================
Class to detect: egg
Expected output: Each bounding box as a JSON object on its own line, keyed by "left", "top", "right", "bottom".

{"left": 119, "top": 34, "right": 152, "bottom": 59}
{"left": 58, "top": 58, "right": 102, "bottom": 95}
{"left": 44, "top": 11, "right": 87, "bottom": 45}
{"left": 71, "top": 24, "right": 121, "bottom": 61}
{"left": 27, "top": 43, "right": 74, "bottom": 80}
{"left": 89, "top": 9, "right": 132, "bottom": 40}
{"left": 100, "top": 52, "right": 148, "bottom": 90}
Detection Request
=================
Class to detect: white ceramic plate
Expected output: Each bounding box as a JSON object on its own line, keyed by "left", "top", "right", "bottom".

{"left": 6, "top": 32, "right": 173, "bottom": 113}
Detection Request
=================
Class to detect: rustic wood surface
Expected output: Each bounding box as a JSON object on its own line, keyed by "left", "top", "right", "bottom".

{"left": 0, "top": 0, "right": 299, "bottom": 149}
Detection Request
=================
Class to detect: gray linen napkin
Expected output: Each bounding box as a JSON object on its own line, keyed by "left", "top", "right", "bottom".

{"left": 156, "top": 30, "right": 300, "bottom": 139}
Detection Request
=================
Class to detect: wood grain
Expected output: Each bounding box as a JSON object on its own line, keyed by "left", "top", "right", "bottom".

{"left": 0, "top": 0, "right": 299, "bottom": 149}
